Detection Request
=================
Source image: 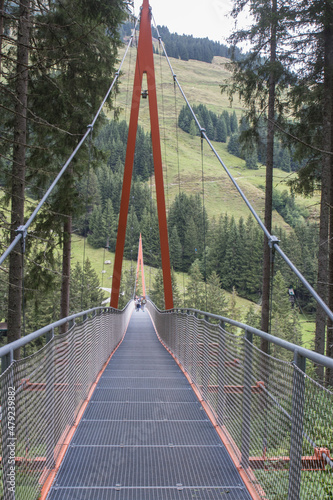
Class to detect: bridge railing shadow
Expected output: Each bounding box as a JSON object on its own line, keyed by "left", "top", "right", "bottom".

{"left": 147, "top": 300, "right": 333, "bottom": 500}
{"left": 0, "top": 302, "right": 134, "bottom": 500}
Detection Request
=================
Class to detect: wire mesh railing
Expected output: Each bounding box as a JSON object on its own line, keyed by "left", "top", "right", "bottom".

{"left": 0, "top": 303, "right": 133, "bottom": 500}
{"left": 147, "top": 302, "right": 333, "bottom": 500}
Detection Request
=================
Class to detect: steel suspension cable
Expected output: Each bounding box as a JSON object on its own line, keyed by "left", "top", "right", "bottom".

{"left": 201, "top": 132, "right": 208, "bottom": 311}
{"left": 152, "top": 19, "right": 333, "bottom": 323}
{"left": 80, "top": 129, "right": 92, "bottom": 311}
{"left": 167, "top": 46, "right": 185, "bottom": 306}
{"left": 0, "top": 19, "right": 139, "bottom": 267}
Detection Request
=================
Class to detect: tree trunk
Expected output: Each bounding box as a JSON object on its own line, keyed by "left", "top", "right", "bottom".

{"left": 7, "top": 0, "right": 30, "bottom": 355}
{"left": 315, "top": 183, "right": 329, "bottom": 381}
{"left": 0, "top": 0, "right": 5, "bottom": 74}
{"left": 324, "top": 3, "right": 333, "bottom": 385}
{"left": 260, "top": 0, "right": 277, "bottom": 350}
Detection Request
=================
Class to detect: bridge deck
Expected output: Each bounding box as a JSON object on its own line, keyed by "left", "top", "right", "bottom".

{"left": 47, "top": 311, "right": 252, "bottom": 500}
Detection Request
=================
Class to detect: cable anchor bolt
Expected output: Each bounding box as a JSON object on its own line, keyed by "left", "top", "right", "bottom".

{"left": 268, "top": 235, "right": 279, "bottom": 249}
{"left": 16, "top": 225, "right": 27, "bottom": 254}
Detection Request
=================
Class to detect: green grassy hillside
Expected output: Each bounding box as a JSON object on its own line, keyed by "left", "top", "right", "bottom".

{"left": 110, "top": 49, "right": 320, "bottom": 227}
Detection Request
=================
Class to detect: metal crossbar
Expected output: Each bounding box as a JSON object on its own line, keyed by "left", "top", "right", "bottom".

{"left": 0, "top": 304, "right": 133, "bottom": 499}
{"left": 147, "top": 302, "right": 333, "bottom": 500}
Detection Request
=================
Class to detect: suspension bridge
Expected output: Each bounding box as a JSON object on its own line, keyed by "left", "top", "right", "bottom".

{"left": 0, "top": 0, "right": 333, "bottom": 498}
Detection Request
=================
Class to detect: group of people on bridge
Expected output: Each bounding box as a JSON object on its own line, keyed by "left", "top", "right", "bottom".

{"left": 135, "top": 295, "right": 147, "bottom": 312}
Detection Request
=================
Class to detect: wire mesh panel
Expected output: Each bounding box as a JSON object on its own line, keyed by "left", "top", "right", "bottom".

{"left": 147, "top": 303, "right": 333, "bottom": 500}
{"left": 0, "top": 305, "right": 133, "bottom": 500}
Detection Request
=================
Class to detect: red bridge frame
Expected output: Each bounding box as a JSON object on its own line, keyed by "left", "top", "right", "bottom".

{"left": 110, "top": 0, "right": 173, "bottom": 309}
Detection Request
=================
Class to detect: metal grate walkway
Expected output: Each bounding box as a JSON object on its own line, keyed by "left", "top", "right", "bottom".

{"left": 47, "top": 310, "right": 252, "bottom": 500}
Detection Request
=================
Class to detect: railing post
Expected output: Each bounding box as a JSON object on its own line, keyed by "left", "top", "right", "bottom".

{"left": 241, "top": 330, "right": 253, "bottom": 469}
{"left": 202, "top": 318, "right": 209, "bottom": 402}
{"left": 217, "top": 321, "right": 226, "bottom": 426}
{"left": 1, "top": 352, "right": 12, "bottom": 375}
{"left": 46, "top": 328, "right": 55, "bottom": 471}
{"left": 288, "top": 351, "right": 306, "bottom": 500}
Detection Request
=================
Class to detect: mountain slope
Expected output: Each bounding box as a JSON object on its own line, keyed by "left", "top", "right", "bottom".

{"left": 111, "top": 48, "right": 319, "bottom": 228}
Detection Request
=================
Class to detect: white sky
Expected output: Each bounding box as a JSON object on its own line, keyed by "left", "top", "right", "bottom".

{"left": 132, "top": 0, "right": 245, "bottom": 44}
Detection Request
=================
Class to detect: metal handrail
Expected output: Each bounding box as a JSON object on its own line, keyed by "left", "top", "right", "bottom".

{"left": 150, "top": 302, "right": 333, "bottom": 370}
{"left": 147, "top": 300, "right": 333, "bottom": 499}
{"left": 0, "top": 305, "right": 125, "bottom": 367}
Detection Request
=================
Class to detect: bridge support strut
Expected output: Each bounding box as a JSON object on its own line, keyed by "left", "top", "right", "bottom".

{"left": 110, "top": 0, "right": 173, "bottom": 309}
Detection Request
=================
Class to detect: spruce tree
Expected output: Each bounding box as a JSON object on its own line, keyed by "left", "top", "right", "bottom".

{"left": 227, "top": 134, "right": 241, "bottom": 157}
{"left": 117, "top": 268, "right": 136, "bottom": 310}
{"left": 70, "top": 259, "right": 105, "bottom": 314}
{"left": 206, "top": 271, "right": 228, "bottom": 317}
{"left": 186, "top": 260, "right": 205, "bottom": 310}
{"left": 150, "top": 268, "right": 165, "bottom": 310}
{"left": 189, "top": 119, "right": 198, "bottom": 137}
{"left": 183, "top": 217, "right": 199, "bottom": 271}
{"left": 224, "top": 0, "right": 296, "bottom": 351}
{"left": 169, "top": 226, "right": 182, "bottom": 271}
{"left": 87, "top": 207, "right": 106, "bottom": 249}
{"left": 230, "top": 111, "right": 238, "bottom": 134}
{"left": 227, "top": 287, "right": 242, "bottom": 331}
{"left": 245, "top": 145, "right": 259, "bottom": 170}
{"left": 222, "top": 110, "right": 231, "bottom": 135}
{"left": 216, "top": 117, "right": 227, "bottom": 143}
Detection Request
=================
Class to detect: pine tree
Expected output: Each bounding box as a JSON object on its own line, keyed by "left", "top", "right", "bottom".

{"left": 169, "top": 226, "right": 183, "bottom": 271}
{"left": 206, "top": 271, "right": 228, "bottom": 317}
{"left": 118, "top": 268, "right": 136, "bottom": 310}
{"left": 171, "top": 268, "right": 182, "bottom": 308}
{"left": 227, "top": 287, "right": 242, "bottom": 331}
{"left": 244, "top": 305, "right": 261, "bottom": 330}
{"left": 189, "top": 119, "right": 198, "bottom": 137}
{"left": 216, "top": 117, "right": 228, "bottom": 143}
{"left": 221, "top": 216, "right": 239, "bottom": 290}
{"left": 230, "top": 111, "right": 239, "bottom": 133}
{"left": 183, "top": 217, "right": 199, "bottom": 271}
{"left": 87, "top": 207, "right": 106, "bottom": 249}
{"left": 279, "top": 148, "right": 291, "bottom": 172}
{"left": 150, "top": 268, "right": 165, "bottom": 310}
{"left": 206, "top": 116, "right": 215, "bottom": 141}
{"left": 104, "top": 199, "right": 117, "bottom": 251}
{"left": 70, "top": 259, "right": 105, "bottom": 314}
{"left": 245, "top": 145, "right": 259, "bottom": 169}
{"left": 186, "top": 260, "right": 205, "bottom": 310}
{"left": 124, "top": 207, "right": 140, "bottom": 261}
{"left": 227, "top": 134, "right": 242, "bottom": 157}
{"left": 222, "top": 110, "right": 231, "bottom": 135}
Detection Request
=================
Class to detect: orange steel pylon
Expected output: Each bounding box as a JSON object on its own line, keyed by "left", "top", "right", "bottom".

{"left": 135, "top": 234, "right": 146, "bottom": 298}
{"left": 110, "top": 0, "right": 173, "bottom": 309}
